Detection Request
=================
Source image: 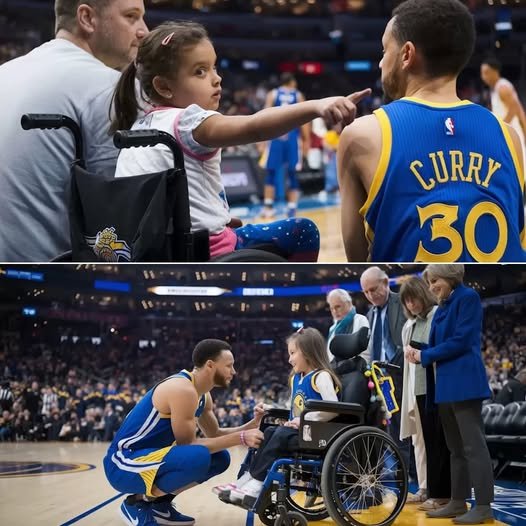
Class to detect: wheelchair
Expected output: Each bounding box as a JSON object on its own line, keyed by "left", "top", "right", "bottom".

{"left": 21, "top": 114, "right": 289, "bottom": 262}
{"left": 219, "top": 331, "right": 408, "bottom": 526}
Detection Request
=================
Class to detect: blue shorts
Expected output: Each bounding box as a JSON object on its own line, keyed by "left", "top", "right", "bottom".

{"left": 265, "top": 136, "right": 300, "bottom": 171}
{"left": 104, "top": 445, "right": 230, "bottom": 497}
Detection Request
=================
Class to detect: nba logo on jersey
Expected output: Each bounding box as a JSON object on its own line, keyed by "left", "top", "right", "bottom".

{"left": 444, "top": 117, "right": 455, "bottom": 136}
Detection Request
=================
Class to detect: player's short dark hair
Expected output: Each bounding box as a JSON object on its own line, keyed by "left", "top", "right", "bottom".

{"left": 482, "top": 56, "right": 502, "bottom": 73}
{"left": 280, "top": 72, "right": 296, "bottom": 85}
{"left": 392, "top": 0, "right": 475, "bottom": 78}
{"left": 55, "top": 0, "right": 110, "bottom": 33}
{"left": 192, "top": 339, "right": 232, "bottom": 367}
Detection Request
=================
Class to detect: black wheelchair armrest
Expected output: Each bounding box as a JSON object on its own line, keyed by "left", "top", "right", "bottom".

{"left": 265, "top": 408, "right": 290, "bottom": 420}
{"left": 296, "top": 400, "right": 365, "bottom": 450}
{"left": 304, "top": 399, "right": 365, "bottom": 418}
{"left": 260, "top": 407, "right": 290, "bottom": 431}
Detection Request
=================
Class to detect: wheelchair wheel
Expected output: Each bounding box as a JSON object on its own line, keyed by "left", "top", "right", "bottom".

{"left": 321, "top": 426, "right": 407, "bottom": 526}
{"left": 258, "top": 491, "right": 279, "bottom": 526}
{"left": 274, "top": 510, "right": 308, "bottom": 526}
{"left": 212, "top": 248, "right": 287, "bottom": 262}
{"left": 285, "top": 466, "right": 329, "bottom": 522}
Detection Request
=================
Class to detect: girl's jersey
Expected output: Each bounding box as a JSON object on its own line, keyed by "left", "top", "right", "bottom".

{"left": 290, "top": 370, "right": 337, "bottom": 419}
{"left": 108, "top": 370, "right": 206, "bottom": 453}
{"left": 361, "top": 98, "right": 525, "bottom": 262}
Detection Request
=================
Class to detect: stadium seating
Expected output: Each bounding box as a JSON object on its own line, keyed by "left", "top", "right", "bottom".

{"left": 482, "top": 402, "right": 526, "bottom": 478}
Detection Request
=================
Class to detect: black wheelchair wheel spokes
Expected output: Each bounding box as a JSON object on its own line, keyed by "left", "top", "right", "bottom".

{"left": 321, "top": 426, "right": 408, "bottom": 526}
{"left": 274, "top": 511, "right": 308, "bottom": 526}
{"left": 258, "top": 491, "right": 280, "bottom": 526}
{"left": 285, "top": 466, "right": 329, "bottom": 522}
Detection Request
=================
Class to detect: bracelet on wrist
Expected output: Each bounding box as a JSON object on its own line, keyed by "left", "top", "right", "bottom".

{"left": 240, "top": 431, "right": 246, "bottom": 446}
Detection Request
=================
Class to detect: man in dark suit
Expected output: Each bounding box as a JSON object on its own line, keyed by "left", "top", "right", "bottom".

{"left": 360, "top": 266, "right": 411, "bottom": 474}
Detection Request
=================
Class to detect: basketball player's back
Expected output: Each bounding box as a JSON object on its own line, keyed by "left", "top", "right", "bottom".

{"left": 362, "top": 97, "right": 525, "bottom": 262}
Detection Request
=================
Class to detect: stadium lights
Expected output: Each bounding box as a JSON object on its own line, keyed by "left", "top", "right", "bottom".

{"left": 148, "top": 286, "right": 230, "bottom": 296}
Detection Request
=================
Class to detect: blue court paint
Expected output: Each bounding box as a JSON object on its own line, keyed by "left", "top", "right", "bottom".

{"left": 59, "top": 492, "right": 124, "bottom": 526}
{"left": 245, "top": 509, "right": 254, "bottom": 526}
{"left": 475, "top": 484, "right": 526, "bottom": 526}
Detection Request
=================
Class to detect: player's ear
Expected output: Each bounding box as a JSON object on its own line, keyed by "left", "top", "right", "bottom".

{"left": 400, "top": 41, "right": 416, "bottom": 70}
{"left": 205, "top": 359, "right": 215, "bottom": 371}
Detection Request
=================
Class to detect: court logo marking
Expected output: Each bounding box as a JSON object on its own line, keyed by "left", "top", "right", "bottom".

{"left": 0, "top": 461, "right": 95, "bottom": 478}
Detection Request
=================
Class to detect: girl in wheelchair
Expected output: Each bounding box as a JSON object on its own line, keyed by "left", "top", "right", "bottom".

{"left": 213, "top": 327, "right": 341, "bottom": 507}
{"left": 110, "top": 21, "right": 370, "bottom": 262}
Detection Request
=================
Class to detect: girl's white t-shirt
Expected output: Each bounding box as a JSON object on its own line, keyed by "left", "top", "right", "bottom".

{"left": 115, "top": 104, "right": 231, "bottom": 236}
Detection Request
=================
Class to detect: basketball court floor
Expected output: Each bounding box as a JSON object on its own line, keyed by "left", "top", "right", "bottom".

{"left": 1, "top": 442, "right": 524, "bottom": 526}
{"left": 233, "top": 193, "right": 526, "bottom": 263}
{"left": 232, "top": 197, "right": 345, "bottom": 262}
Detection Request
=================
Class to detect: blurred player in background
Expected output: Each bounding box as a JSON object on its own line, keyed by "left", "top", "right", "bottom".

{"left": 260, "top": 73, "right": 310, "bottom": 218}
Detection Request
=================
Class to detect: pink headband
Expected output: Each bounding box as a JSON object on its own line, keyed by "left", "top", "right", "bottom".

{"left": 161, "top": 32, "right": 175, "bottom": 46}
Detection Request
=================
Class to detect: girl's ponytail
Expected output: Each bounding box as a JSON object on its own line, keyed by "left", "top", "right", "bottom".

{"left": 110, "top": 61, "right": 140, "bottom": 134}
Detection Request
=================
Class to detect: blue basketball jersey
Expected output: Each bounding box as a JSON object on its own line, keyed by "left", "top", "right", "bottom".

{"left": 290, "top": 370, "right": 337, "bottom": 419}
{"left": 109, "top": 370, "right": 206, "bottom": 452}
{"left": 274, "top": 87, "right": 299, "bottom": 108}
{"left": 272, "top": 87, "right": 300, "bottom": 141}
{"left": 361, "top": 98, "right": 525, "bottom": 262}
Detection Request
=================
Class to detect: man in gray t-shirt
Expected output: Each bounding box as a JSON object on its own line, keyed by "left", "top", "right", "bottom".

{"left": 0, "top": 0, "right": 147, "bottom": 261}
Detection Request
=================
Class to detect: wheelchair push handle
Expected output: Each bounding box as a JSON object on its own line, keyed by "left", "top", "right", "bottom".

{"left": 373, "top": 360, "right": 401, "bottom": 371}
{"left": 21, "top": 113, "right": 72, "bottom": 130}
{"left": 21, "top": 114, "right": 84, "bottom": 165}
{"left": 113, "top": 129, "right": 184, "bottom": 167}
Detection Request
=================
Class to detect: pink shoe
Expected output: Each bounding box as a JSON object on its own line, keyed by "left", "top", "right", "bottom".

{"left": 212, "top": 472, "right": 252, "bottom": 496}
{"left": 212, "top": 482, "right": 237, "bottom": 496}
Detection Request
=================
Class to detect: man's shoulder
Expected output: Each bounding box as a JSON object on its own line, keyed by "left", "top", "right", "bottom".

{"left": 42, "top": 39, "right": 119, "bottom": 83}
{"left": 388, "top": 291, "right": 401, "bottom": 304}
{"left": 342, "top": 114, "right": 379, "bottom": 139}
{"left": 154, "top": 376, "right": 199, "bottom": 406}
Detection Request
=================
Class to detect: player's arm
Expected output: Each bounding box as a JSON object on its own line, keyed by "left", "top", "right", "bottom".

{"left": 298, "top": 91, "right": 311, "bottom": 158}
{"left": 337, "top": 115, "right": 378, "bottom": 261}
{"left": 498, "top": 83, "right": 526, "bottom": 134}
{"left": 197, "top": 395, "right": 264, "bottom": 438}
{"left": 158, "top": 381, "right": 262, "bottom": 452}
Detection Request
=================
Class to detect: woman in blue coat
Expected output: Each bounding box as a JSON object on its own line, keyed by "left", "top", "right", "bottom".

{"left": 406, "top": 264, "right": 494, "bottom": 525}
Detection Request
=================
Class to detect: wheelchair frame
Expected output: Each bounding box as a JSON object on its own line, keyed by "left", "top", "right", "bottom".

{"left": 221, "top": 376, "right": 408, "bottom": 526}
{"left": 20, "top": 114, "right": 288, "bottom": 262}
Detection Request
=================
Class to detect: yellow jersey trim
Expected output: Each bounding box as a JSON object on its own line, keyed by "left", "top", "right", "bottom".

{"left": 311, "top": 370, "right": 340, "bottom": 395}
{"left": 311, "top": 370, "right": 321, "bottom": 393}
{"left": 364, "top": 219, "right": 375, "bottom": 256}
{"left": 360, "top": 108, "right": 392, "bottom": 218}
{"left": 401, "top": 97, "right": 473, "bottom": 108}
{"left": 134, "top": 446, "right": 174, "bottom": 497}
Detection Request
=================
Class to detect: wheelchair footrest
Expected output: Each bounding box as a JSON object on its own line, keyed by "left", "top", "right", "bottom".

{"left": 216, "top": 491, "right": 257, "bottom": 511}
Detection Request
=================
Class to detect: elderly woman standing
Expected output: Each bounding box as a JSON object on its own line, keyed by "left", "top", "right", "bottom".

{"left": 406, "top": 265, "right": 494, "bottom": 525}
{"left": 400, "top": 277, "right": 450, "bottom": 510}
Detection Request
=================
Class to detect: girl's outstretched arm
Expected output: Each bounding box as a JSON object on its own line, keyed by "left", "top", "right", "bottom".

{"left": 193, "top": 89, "right": 372, "bottom": 148}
